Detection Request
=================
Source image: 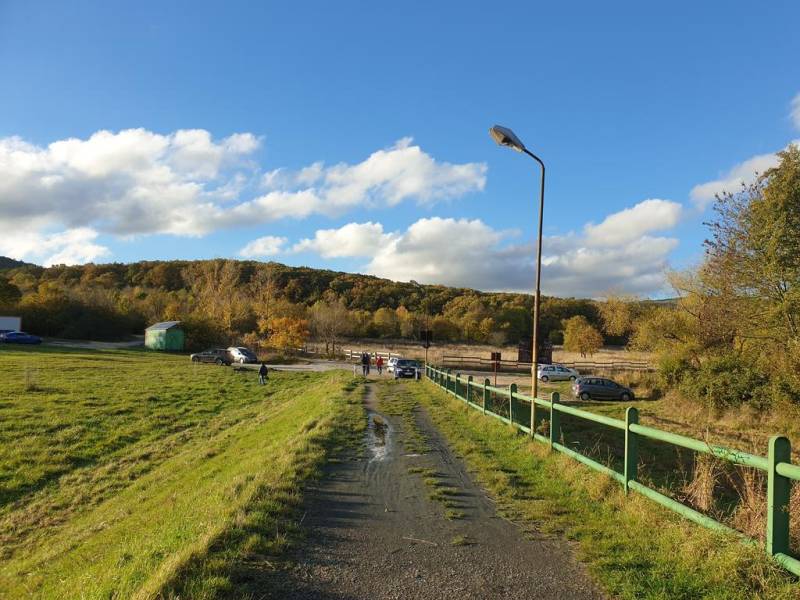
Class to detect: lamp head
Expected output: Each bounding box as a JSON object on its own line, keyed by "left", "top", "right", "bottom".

{"left": 489, "top": 125, "right": 526, "bottom": 153}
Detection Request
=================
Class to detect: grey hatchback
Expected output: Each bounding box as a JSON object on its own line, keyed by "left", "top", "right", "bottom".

{"left": 572, "top": 377, "right": 634, "bottom": 402}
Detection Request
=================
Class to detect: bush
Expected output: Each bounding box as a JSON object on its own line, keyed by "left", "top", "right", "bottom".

{"left": 679, "top": 354, "right": 769, "bottom": 410}
{"left": 657, "top": 354, "right": 695, "bottom": 388}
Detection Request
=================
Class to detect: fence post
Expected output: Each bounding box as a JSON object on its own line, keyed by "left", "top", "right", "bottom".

{"left": 509, "top": 383, "right": 517, "bottom": 424}
{"left": 467, "top": 375, "right": 473, "bottom": 405}
{"left": 455, "top": 373, "right": 461, "bottom": 398}
{"left": 767, "top": 435, "right": 791, "bottom": 557}
{"left": 624, "top": 407, "right": 638, "bottom": 494}
{"left": 549, "top": 392, "right": 560, "bottom": 449}
{"left": 483, "top": 378, "right": 489, "bottom": 414}
{"left": 446, "top": 370, "right": 451, "bottom": 394}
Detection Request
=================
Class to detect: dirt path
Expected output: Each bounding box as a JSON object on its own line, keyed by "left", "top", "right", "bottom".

{"left": 268, "top": 382, "right": 604, "bottom": 599}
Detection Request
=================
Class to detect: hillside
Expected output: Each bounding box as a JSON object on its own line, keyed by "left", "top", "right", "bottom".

{"left": 0, "top": 258, "right": 605, "bottom": 345}
{"left": 0, "top": 256, "right": 35, "bottom": 270}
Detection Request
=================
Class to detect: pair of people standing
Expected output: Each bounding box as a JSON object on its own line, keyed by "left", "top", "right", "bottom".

{"left": 358, "top": 352, "right": 384, "bottom": 376}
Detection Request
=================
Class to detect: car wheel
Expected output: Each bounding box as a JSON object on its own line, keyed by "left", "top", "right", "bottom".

{"left": 569, "top": 375, "right": 576, "bottom": 381}
{"left": 192, "top": 356, "right": 200, "bottom": 362}
{"left": 215, "top": 358, "right": 223, "bottom": 365}
{"left": 540, "top": 375, "right": 549, "bottom": 382}
{"left": 580, "top": 392, "right": 590, "bottom": 401}
{"left": 621, "top": 392, "right": 631, "bottom": 402}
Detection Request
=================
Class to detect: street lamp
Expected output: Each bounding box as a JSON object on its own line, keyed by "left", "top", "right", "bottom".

{"left": 409, "top": 280, "right": 431, "bottom": 365}
{"left": 489, "top": 125, "right": 545, "bottom": 435}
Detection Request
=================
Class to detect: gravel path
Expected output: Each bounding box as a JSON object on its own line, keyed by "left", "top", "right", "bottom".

{"left": 267, "top": 382, "right": 605, "bottom": 600}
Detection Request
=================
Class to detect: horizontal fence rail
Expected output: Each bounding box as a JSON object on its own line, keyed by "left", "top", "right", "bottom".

{"left": 441, "top": 354, "right": 654, "bottom": 372}
{"left": 425, "top": 364, "right": 799, "bottom": 577}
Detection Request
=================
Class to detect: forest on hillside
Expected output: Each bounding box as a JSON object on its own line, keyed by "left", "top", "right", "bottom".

{"left": 0, "top": 256, "right": 620, "bottom": 351}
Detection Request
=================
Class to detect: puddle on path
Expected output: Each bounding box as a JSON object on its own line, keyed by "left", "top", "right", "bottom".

{"left": 365, "top": 410, "right": 394, "bottom": 462}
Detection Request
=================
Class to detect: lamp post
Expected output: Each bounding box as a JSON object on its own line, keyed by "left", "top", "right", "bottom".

{"left": 409, "top": 280, "right": 430, "bottom": 365}
{"left": 489, "top": 125, "right": 545, "bottom": 435}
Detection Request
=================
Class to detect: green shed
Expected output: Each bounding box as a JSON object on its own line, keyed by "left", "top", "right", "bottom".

{"left": 145, "top": 321, "right": 185, "bottom": 351}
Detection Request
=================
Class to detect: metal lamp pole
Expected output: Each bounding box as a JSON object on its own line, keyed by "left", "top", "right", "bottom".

{"left": 489, "top": 125, "right": 545, "bottom": 435}
{"left": 410, "top": 280, "right": 430, "bottom": 365}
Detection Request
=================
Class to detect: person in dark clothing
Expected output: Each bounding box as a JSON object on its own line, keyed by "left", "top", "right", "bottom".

{"left": 361, "top": 352, "right": 369, "bottom": 376}
{"left": 259, "top": 362, "right": 268, "bottom": 385}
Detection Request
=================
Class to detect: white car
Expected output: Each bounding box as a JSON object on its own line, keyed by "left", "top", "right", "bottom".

{"left": 537, "top": 364, "right": 579, "bottom": 382}
{"left": 386, "top": 357, "right": 400, "bottom": 373}
{"left": 227, "top": 346, "right": 258, "bottom": 364}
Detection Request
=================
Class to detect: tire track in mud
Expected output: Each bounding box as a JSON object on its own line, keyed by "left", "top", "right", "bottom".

{"left": 266, "top": 381, "right": 605, "bottom": 600}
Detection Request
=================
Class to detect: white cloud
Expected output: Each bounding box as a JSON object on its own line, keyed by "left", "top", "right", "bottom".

{"left": 0, "top": 129, "right": 485, "bottom": 264}
{"left": 281, "top": 200, "right": 681, "bottom": 297}
{"left": 791, "top": 92, "right": 800, "bottom": 130}
{"left": 690, "top": 151, "right": 780, "bottom": 208}
{"left": 292, "top": 222, "right": 393, "bottom": 258}
{"left": 260, "top": 137, "right": 487, "bottom": 215}
{"left": 584, "top": 199, "right": 682, "bottom": 246}
{"left": 238, "top": 235, "right": 288, "bottom": 258}
{"left": 0, "top": 227, "right": 110, "bottom": 267}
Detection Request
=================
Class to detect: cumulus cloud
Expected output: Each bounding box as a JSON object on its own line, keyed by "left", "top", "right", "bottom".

{"left": 291, "top": 222, "right": 392, "bottom": 258}
{"left": 584, "top": 199, "right": 682, "bottom": 246}
{"left": 690, "top": 151, "right": 780, "bottom": 208}
{"left": 792, "top": 92, "right": 800, "bottom": 130}
{"left": 0, "top": 129, "right": 485, "bottom": 265}
{"left": 259, "top": 137, "right": 486, "bottom": 216}
{"left": 238, "top": 235, "right": 288, "bottom": 257}
{"left": 0, "top": 227, "right": 110, "bottom": 267}
{"left": 274, "top": 198, "right": 682, "bottom": 297}
{"left": 0, "top": 128, "right": 262, "bottom": 239}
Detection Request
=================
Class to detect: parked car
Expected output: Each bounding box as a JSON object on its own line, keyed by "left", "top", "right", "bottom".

{"left": 537, "top": 364, "right": 579, "bottom": 382}
{"left": 190, "top": 348, "right": 232, "bottom": 365}
{"left": 0, "top": 331, "right": 42, "bottom": 345}
{"left": 386, "top": 356, "right": 400, "bottom": 373}
{"left": 572, "top": 377, "right": 634, "bottom": 401}
{"left": 393, "top": 358, "right": 420, "bottom": 379}
{"left": 227, "top": 346, "right": 258, "bottom": 364}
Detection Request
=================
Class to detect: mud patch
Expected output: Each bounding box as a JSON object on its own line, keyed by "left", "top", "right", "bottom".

{"left": 365, "top": 411, "right": 394, "bottom": 462}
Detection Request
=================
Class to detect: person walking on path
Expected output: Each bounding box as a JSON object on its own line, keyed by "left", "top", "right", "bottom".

{"left": 361, "top": 352, "right": 369, "bottom": 377}
{"left": 376, "top": 355, "right": 384, "bottom": 375}
{"left": 259, "top": 362, "right": 269, "bottom": 385}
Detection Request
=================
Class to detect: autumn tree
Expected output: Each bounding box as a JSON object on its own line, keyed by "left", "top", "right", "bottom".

{"left": 396, "top": 306, "right": 416, "bottom": 338}
{"left": 373, "top": 307, "right": 398, "bottom": 337}
{"left": 267, "top": 317, "right": 310, "bottom": 353}
{"left": 562, "top": 315, "right": 603, "bottom": 358}
{"left": 597, "top": 294, "right": 638, "bottom": 338}
{"left": 309, "top": 298, "right": 351, "bottom": 355}
{"left": 0, "top": 277, "right": 22, "bottom": 307}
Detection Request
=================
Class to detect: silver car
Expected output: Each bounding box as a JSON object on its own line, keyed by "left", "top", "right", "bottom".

{"left": 537, "top": 364, "right": 580, "bottom": 382}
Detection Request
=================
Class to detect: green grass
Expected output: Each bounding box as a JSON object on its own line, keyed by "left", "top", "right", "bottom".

{"left": 408, "top": 379, "right": 800, "bottom": 600}
{"left": 0, "top": 345, "right": 363, "bottom": 599}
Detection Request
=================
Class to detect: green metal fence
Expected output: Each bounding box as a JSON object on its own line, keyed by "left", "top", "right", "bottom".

{"left": 425, "top": 364, "right": 800, "bottom": 577}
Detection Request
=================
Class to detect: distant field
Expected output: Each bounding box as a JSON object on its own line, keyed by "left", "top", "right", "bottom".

{"left": 0, "top": 346, "right": 361, "bottom": 599}
{"left": 320, "top": 339, "right": 653, "bottom": 364}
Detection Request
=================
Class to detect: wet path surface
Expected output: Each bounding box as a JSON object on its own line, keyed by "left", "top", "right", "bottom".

{"left": 267, "top": 382, "right": 605, "bottom": 600}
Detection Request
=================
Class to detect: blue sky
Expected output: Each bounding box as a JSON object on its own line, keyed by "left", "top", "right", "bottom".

{"left": 1, "top": 1, "right": 799, "bottom": 297}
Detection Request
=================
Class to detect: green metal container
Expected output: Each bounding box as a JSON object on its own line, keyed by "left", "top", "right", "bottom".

{"left": 144, "top": 321, "right": 185, "bottom": 351}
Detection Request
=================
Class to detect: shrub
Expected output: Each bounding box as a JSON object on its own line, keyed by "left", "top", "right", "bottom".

{"left": 657, "top": 354, "right": 695, "bottom": 388}
{"left": 679, "top": 354, "right": 769, "bottom": 410}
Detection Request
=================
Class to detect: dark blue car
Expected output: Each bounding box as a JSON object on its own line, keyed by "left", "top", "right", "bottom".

{"left": 1, "top": 331, "right": 42, "bottom": 345}
{"left": 393, "top": 359, "right": 420, "bottom": 379}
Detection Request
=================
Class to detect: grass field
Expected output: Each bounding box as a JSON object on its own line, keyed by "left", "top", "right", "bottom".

{"left": 409, "top": 380, "right": 800, "bottom": 599}
{"left": 0, "top": 346, "right": 363, "bottom": 599}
